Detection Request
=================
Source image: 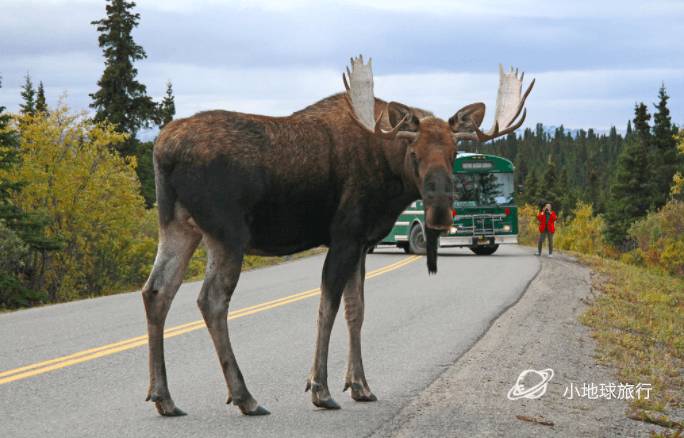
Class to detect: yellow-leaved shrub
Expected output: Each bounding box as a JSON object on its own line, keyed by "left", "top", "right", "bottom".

{"left": 518, "top": 202, "right": 609, "bottom": 257}
{"left": 554, "top": 202, "right": 608, "bottom": 256}
{"left": 9, "top": 104, "right": 156, "bottom": 300}
{"left": 517, "top": 203, "right": 539, "bottom": 246}
{"left": 628, "top": 200, "right": 684, "bottom": 276}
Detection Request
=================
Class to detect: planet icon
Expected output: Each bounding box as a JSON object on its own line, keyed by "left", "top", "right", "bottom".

{"left": 507, "top": 368, "right": 555, "bottom": 400}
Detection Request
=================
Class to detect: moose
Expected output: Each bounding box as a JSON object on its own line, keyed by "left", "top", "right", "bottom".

{"left": 142, "top": 56, "right": 534, "bottom": 416}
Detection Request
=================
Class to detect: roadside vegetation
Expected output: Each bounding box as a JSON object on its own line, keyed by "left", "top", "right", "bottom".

{"left": 477, "top": 94, "right": 683, "bottom": 431}
{"left": 0, "top": 1, "right": 327, "bottom": 311}
{"left": 518, "top": 163, "right": 684, "bottom": 431}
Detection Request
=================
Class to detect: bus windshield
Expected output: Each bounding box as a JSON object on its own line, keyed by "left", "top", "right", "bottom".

{"left": 453, "top": 172, "right": 514, "bottom": 206}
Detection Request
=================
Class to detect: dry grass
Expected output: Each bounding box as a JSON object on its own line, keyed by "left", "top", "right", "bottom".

{"left": 578, "top": 254, "right": 684, "bottom": 431}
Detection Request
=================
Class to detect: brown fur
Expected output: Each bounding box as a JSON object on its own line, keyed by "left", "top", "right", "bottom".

{"left": 142, "top": 92, "right": 459, "bottom": 417}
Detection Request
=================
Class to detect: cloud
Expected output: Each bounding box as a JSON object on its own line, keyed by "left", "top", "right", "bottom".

{"left": 136, "top": 63, "right": 683, "bottom": 131}
{"left": 1, "top": 0, "right": 683, "bottom": 130}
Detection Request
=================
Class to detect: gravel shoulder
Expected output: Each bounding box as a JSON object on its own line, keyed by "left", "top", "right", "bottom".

{"left": 372, "top": 252, "right": 663, "bottom": 437}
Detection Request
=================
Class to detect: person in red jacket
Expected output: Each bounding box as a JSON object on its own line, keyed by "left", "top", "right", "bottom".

{"left": 536, "top": 202, "right": 557, "bottom": 257}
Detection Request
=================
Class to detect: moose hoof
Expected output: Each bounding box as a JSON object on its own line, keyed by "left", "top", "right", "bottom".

{"left": 147, "top": 392, "right": 186, "bottom": 417}
{"left": 153, "top": 399, "right": 186, "bottom": 417}
{"left": 344, "top": 381, "right": 377, "bottom": 402}
{"left": 352, "top": 392, "right": 377, "bottom": 402}
{"left": 234, "top": 395, "right": 270, "bottom": 416}
{"left": 158, "top": 405, "right": 187, "bottom": 417}
{"left": 240, "top": 405, "right": 271, "bottom": 416}
{"left": 313, "top": 397, "right": 340, "bottom": 410}
{"left": 306, "top": 379, "right": 340, "bottom": 410}
{"left": 350, "top": 383, "right": 377, "bottom": 402}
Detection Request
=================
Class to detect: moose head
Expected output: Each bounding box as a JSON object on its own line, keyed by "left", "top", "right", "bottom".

{"left": 343, "top": 56, "right": 534, "bottom": 273}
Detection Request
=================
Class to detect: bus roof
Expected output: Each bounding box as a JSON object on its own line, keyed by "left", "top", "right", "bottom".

{"left": 454, "top": 152, "right": 514, "bottom": 173}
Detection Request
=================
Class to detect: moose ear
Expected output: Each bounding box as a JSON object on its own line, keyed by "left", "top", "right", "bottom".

{"left": 387, "top": 101, "right": 420, "bottom": 132}
{"left": 449, "top": 102, "right": 485, "bottom": 133}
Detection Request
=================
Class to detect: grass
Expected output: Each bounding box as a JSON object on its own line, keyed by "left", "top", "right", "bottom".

{"left": 577, "top": 253, "right": 684, "bottom": 431}
{"left": 186, "top": 247, "right": 327, "bottom": 282}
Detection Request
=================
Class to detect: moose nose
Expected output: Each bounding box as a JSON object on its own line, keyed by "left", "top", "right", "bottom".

{"left": 423, "top": 169, "right": 453, "bottom": 203}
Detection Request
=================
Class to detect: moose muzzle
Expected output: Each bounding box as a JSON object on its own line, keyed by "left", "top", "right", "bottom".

{"left": 423, "top": 169, "right": 454, "bottom": 231}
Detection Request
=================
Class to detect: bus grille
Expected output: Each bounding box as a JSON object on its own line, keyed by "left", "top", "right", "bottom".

{"left": 456, "top": 214, "right": 504, "bottom": 236}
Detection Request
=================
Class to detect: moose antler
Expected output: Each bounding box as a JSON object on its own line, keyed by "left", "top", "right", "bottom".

{"left": 454, "top": 65, "right": 534, "bottom": 143}
{"left": 343, "top": 55, "right": 415, "bottom": 140}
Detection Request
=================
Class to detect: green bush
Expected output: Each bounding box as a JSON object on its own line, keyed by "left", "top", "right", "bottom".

{"left": 0, "top": 221, "right": 46, "bottom": 307}
{"left": 628, "top": 200, "right": 684, "bottom": 276}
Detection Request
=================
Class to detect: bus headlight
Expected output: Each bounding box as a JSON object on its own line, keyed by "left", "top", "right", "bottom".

{"left": 502, "top": 224, "right": 511, "bottom": 232}
{"left": 449, "top": 226, "right": 457, "bottom": 234}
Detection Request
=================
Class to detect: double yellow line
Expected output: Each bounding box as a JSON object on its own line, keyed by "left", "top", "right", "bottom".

{"left": 0, "top": 255, "right": 420, "bottom": 386}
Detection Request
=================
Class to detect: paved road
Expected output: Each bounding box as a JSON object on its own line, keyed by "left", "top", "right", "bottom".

{"left": 0, "top": 245, "right": 538, "bottom": 438}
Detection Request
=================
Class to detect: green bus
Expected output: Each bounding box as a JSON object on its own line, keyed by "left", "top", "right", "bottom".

{"left": 379, "top": 152, "right": 518, "bottom": 255}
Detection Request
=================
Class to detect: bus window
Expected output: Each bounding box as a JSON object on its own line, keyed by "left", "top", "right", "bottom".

{"left": 453, "top": 174, "right": 478, "bottom": 207}
{"left": 453, "top": 173, "right": 514, "bottom": 206}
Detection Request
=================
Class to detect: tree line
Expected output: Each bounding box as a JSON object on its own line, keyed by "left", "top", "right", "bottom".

{"left": 0, "top": 0, "right": 181, "bottom": 308}
{"left": 463, "top": 84, "right": 682, "bottom": 248}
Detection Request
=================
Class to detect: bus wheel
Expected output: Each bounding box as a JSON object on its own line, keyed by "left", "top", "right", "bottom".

{"left": 397, "top": 242, "right": 411, "bottom": 254}
{"left": 470, "top": 245, "right": 499, "bottom": 255}
{"left": 409, "top": 225, "right": 427, "bottom": 255}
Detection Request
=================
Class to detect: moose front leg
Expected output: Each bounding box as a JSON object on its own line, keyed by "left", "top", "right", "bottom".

{"left": 306, "top": 242, "right": 363, "bottom": 409}
{"left": 342, "top": 251, "right": 376, "bottom": 402}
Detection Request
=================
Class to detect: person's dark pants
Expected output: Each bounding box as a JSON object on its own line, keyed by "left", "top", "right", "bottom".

{"left": 537, "top": 231, "right": 553, "bottom": 254}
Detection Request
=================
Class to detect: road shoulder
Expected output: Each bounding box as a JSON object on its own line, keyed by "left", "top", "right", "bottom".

{"left": 372, "top": 252, "right": 662, "bottom": 437}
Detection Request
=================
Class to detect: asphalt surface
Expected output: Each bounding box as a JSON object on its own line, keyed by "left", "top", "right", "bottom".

{"left": 0, "top": 245, "right": 539, "bottom": 438}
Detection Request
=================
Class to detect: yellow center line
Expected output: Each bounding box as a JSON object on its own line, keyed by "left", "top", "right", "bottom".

{"left": 0, "top": 255, "right": 420, "bottom": 385}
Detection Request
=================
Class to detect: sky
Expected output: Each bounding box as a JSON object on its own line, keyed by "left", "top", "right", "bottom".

{"left": 1, "top": 0, "right": 683, "bottom": 132}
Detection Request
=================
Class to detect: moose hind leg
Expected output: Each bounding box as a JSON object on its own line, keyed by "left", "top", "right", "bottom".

{"left": 197, "top": 237, "right": 269, "bottom": 416}
{"left": 343, "top": 252, "right": 376, "bottom": 402}
{"left": 142, "top": 217, "right": 201, "bottom": 416}
{"left": 306, "top": 243, "right": 363, "bottom": 410}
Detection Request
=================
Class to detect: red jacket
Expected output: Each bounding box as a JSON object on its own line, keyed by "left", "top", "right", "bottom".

{"left": 537, "top": 210, "right": 557, "bottom": 233}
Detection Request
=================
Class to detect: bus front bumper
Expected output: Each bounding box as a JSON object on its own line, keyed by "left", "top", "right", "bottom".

{"left": 439, "top": 234, "right": 518, "bottom": 247}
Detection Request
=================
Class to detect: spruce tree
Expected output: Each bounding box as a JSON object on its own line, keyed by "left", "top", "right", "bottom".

{"left": 651, "top": 84, "right": 679, "bottom": 207}
{"left": 514, "top": 158, "right": 528, "bottom": 193}
{"left": 157, "top": 81, "right": 176, "bottom": 128}
{"left": 135, "top": 141, "right": 155, "bottom": 208}
{"left": 0, "top": 78, "right": 22, "bottom": 209}
{"left": 522, "top": 170, "right": 539, "bottom": 205}
{"left": 35, "top": 81, "right": 47, "bottom": 114}
{"left": 604, "top": 105, "right": 657, "bottom": 247}
{"left": 0, "top": 78, "right": 54, "bottom": 307}
{"left": 633, "top": 102, "right": 651, "bottom": 143}
{"left": 19, "top": 74, "right": 36, "bottom": 116}
{"left": 558, "top": 168, "right": 576, "bottom": 214}
{"left": 587, "top": 169, "right": 598, "bottom": 207}
{"left": 90, "top": 0, "right": 155, "bottom": 156}
{"left": 541, "top": 155, "right": 561, "bottom": 211}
